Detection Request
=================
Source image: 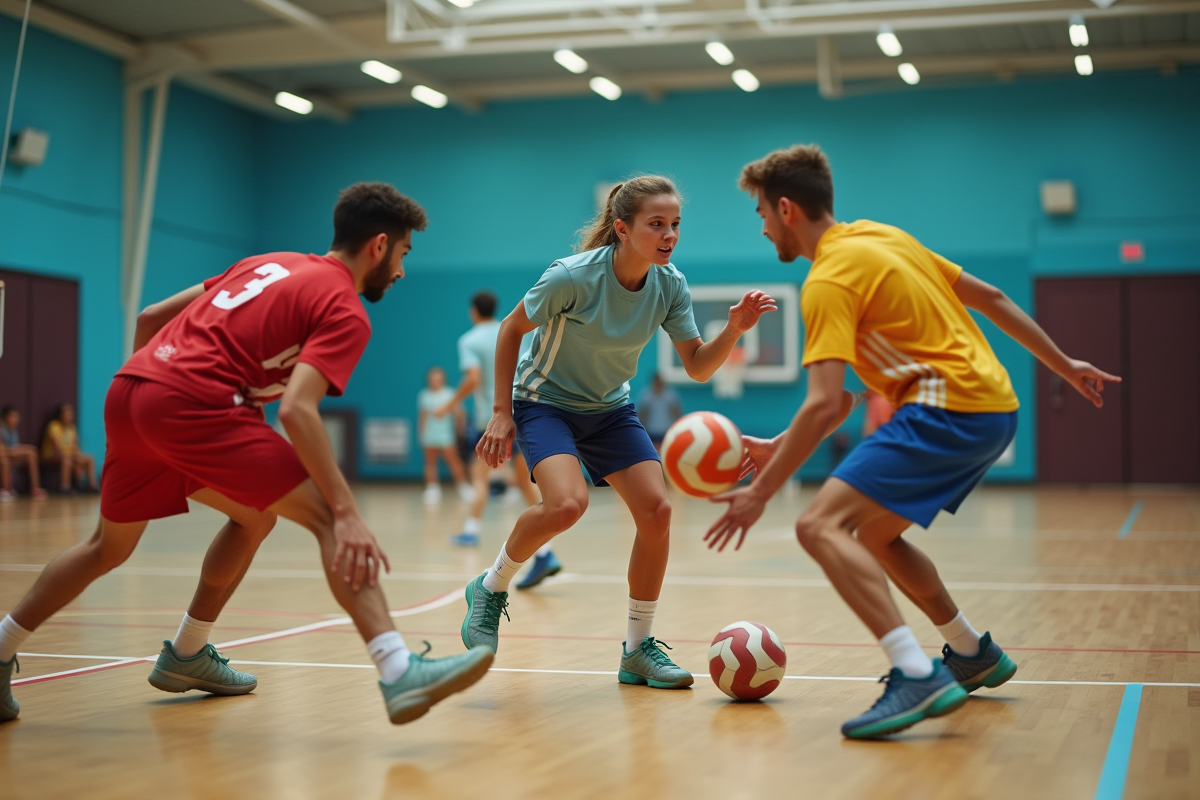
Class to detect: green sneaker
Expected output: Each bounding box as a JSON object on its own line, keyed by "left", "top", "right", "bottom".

{"left": 461, "top": 574, "right": 509, "bottom": 653}
{"left": 380, "top": 644, "right": 494, "bottom": 725}
{"left": 618, "top": 638, "right": 694, "bottom": 689}
{"left": 147, "top": 641, "right": 257, "bottom": 696}
{"left": 1, "top": 656, "right": 18, "bottom": 722}
{"left": 941, "top": 632, "right": 1018, "bottom": 693}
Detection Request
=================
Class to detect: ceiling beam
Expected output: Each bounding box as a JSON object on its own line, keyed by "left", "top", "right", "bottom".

{"left": 0, "top": 0, "right": 139, "bottom": 59}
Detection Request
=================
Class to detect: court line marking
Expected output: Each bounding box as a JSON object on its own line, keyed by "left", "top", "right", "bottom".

{"left": 10, "top": 588, "right": 463, "bottom": 687}
{"left": 1117, "top": 501, "right": 1144, "bottom": 540}
{"left": 4, "top": 563, "right": 1197, "bottom": 593}
{"left": 1093, "top": 684, "right": 1143, "bottom": 800}
{"left": 12, "top": 655, "right": 1200, "bottom": 688}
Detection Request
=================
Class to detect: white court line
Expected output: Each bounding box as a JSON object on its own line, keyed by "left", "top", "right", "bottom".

{"left": 4, "top": 562, "right": 1195, "bottom": 593}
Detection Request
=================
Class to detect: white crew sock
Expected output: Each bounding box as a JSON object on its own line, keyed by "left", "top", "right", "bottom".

{"left": 368, "top": 631, "right": 412, "bottom": 684}
{"left": 482, "top": 544, "right": 525, "bottom": 593}
{"left": 0, "top": 615, "right": 33, "bottom": 663}
{"left": 172, "top": 613, "right": 215, "bottom": 659}
{"left": 463, "top": 517, "right": 481, "bottom": 535}
{"left": 936, "top": 611, "right": 982, "bottom": 657}
{"left": 536, "top": 543, "right": 552, "bottom": 557}
{"left": 879, "top": 625, "right": 933, "bottom": 679}
{"left": 626, "top": 598, "right": 658, "bottom": 650}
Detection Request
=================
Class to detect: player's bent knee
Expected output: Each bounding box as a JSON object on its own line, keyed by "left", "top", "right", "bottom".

{"left": 794, "top": 515, "right": 826, "bottom": 553}
{"left": 636, "top": 498, "right": 672, "bottom": 534}
{"left": 547, "top": 496, "right": 587, "bottom": 530}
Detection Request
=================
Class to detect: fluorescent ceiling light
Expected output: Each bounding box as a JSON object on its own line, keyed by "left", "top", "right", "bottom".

{"left": 897, "top": 63, "right": 920, "bottom": 85}
{"left": 732, "top": 69, "right": 760, "bottom": 92}
{"left": 412, "top": 85, "right": 449, "bottom": 108}
{"left": 447, "top": 0, "right": 474, "bottom": 7}
{"left": 553, "top": 48, "right": 589, "bottom": 74}
{"left": 360, "top": 60, "right": 402, "bottom": 84}
{"left": 1075, "top": 54, "right": 1094, "bottom": 76}
{"left": 1069, "top": 14, "right": 1089, "bottom": 47}
{"left": 705, "top": 41, "right": 735, "bottom": 66}
{"left": 274, "top": 91, "right": 313, "bottom": 115}
{"left": 876, "top": 26, "right": 903, "bottom": 58}
{"left": 589, "top": 76, "right": 622, "bottom": 101}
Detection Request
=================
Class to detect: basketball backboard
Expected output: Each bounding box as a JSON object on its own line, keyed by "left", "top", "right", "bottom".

{"left": 656, "top": 282, "right": 799, "bottom": 385}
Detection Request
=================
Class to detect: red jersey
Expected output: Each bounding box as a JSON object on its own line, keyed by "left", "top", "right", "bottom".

{"left": 119, "top": 252, "right": 372, "bottom": 408}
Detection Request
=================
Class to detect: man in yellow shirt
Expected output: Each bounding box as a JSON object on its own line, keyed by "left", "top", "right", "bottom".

{"left": 708, "top": 144, "right": 1120, "bottom": 740}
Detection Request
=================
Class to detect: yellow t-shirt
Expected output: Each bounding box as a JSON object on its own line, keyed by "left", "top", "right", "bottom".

{"left": 801, "top": 221, "right": 1019, "bottom": 414}
{"left": 42, "top": 420, "right": 77, "bottom": 459}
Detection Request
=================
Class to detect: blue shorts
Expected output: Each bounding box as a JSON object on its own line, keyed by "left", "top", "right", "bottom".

{"left": 513, "top": 400, "right": 660, "bottom": 487}
{"left": 831, "top": 404, "right": 1017, "bottom": 528}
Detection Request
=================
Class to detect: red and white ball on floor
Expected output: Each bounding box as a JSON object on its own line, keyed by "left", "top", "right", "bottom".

{"left": 661, "top": 411, "right": 743, "bottom": 497}
{"left": 708, "top": 621, "right": 788, "bottom": 701}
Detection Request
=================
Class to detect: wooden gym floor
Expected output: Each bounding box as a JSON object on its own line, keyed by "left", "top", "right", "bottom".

{"left": 0, "top": 483, "right": 1197, "bottom": 800}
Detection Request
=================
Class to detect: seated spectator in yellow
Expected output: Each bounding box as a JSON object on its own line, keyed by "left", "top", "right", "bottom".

{"left": 41, "top": 404, "right": 97, "bottom": 493}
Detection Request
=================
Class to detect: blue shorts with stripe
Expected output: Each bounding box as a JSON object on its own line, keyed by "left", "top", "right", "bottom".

{"left": 831, "top": 403, "right": 1017, "bottom": 528}
{"left": 513, "top": 400, "right": 660, "bottom": 487}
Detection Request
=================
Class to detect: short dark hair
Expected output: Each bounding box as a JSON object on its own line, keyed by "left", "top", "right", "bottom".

{"left": 471, "top": 291, "right": 497, "bottom": 319}
{"left": 739, "top": 144, "right": 834, "bottom": 222}
{"left": 1, "top": 406, "right": 15, "bottom": 418}
{"left": 331, "top": 182, "right": 428, "bottom": 251}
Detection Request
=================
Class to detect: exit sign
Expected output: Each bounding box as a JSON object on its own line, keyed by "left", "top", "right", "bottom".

{"left": 1120, "top": 241, "right": 1145, "bottom": 263}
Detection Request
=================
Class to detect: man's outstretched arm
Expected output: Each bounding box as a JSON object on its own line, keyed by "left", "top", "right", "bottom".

{"left": 952, "top": 272, "right": 1121, "bottom": 407}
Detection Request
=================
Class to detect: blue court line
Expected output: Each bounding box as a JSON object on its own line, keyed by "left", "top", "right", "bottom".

{"left": 1093, "top": 684, "right": 1144, "bottom": 800}
{"left": 1117, "top": 500, "right": 1143, "bottom": 539}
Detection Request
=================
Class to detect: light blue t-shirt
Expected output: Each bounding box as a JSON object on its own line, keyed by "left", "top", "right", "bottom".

{"left": 515, "top": 245, "right": 700, "bottom": 413}
{"left": 458, "top": 319, "right": 501, "bottom": 429}
{"left": 418, "top": 386, "right": 456, "bottom": 448}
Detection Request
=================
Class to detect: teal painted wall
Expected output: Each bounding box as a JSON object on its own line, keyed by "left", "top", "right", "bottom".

{"left": 257, "top": 68, "right": 1200, "bottom": 481}
{"left": 0, "top": 16, "right": 264, "bottom": 459}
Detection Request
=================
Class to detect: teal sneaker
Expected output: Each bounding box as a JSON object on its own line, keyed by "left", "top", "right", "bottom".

{"left": 516, "top": 551, "right": 562, "bottom": 590}
{"left": 941, "top": 632, "right": 1018, "bottom": 693}
{"left": 841, "top": 658, "right": 968, "bottom": 739}
{"left": 380, "top": 644, "right": 494, "bottom": 725}
{"left": 461, "top": 574, "right": 509, "bottom": 653}
{"left": 147, "top": 641, "right": 257, "bottom": 696}
{"left": 618, "top": 638, "right": 694, "bottom": 689}
{"left": 0, "top": 655, "right": 18, "bottom": 722}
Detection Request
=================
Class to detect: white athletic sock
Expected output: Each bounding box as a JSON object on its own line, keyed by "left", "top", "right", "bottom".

{"left": 0, "top": 615, "right": 32, "bottom": 663}
{"left": 626, "top": 598, "right": 658, "bottom": 650}
{"left": 464, "top": 517, "right": 481, "bottom": 535}
{"left": 368, "top": 630, "right": 412, "bottom": 684}
{"left": 482, "top": 544, "right": 525, "bottom": 593}
{"left": 880, "top": 625, "right": 933, "bottom": 679}
{"left": 536, "top": 543, "right": 552, "bottom": 557}
{"left": 936, "top": 611, "right": 982, "bottom": 657}
{"left": 172, "top": 613, "right": 215, "bottom": 659}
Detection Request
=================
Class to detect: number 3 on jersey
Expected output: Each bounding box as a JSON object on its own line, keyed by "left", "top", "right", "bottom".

{"left": 212, "top": 263, "right": 291, "bottom": 310}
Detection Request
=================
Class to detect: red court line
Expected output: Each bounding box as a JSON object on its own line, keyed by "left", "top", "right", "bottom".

{"left": 42, "top": 620, "right": 281, "bottom": 634}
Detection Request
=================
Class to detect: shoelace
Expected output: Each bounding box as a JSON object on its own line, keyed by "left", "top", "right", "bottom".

{"left": 641, "top": 638, "right": 677, "bottom": 666}
{"left": 417, "top": 641, "right": 434, "bottom": 658}
{"left": 203, "top": 644, "right": 231, "bottom": 665}
{"left": 941, "top": 643, "right": 953, "bottom": 663}
{"left": 866, "top": 672, "right": 901, "bottom": 711}
{"left": 479, "top": 592, "right": 510, "bottom": 634}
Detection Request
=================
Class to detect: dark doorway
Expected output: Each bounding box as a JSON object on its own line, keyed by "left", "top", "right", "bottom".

{"left": 1036, "top": 274, "right": 1200, "bottom": 483}
{"left": 0, "top": 268, "right": 80, "bottom": 448}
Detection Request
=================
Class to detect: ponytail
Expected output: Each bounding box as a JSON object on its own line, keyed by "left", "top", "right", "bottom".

{"left": 576, "top": 175, "right": 680, "bottom": 253}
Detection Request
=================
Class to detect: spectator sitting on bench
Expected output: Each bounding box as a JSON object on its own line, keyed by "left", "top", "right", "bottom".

{"left": 0, "top": 406, "right": 48, "bottom": 499}
{"left": 41, "top": 403, "right": 98, "bottom": 494}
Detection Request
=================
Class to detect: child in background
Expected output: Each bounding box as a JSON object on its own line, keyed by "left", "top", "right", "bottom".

{"left": 418, "top": 367, "right": 474, "bottom": 505}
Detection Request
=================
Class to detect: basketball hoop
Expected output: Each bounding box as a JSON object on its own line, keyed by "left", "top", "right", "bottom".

{"left": 712, "top": 346, "right": 747, "bottom": 399}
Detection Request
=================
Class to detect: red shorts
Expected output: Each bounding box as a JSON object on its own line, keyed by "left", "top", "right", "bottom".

{"left": 100, "top": 376, "right": 309, "bottom": 523}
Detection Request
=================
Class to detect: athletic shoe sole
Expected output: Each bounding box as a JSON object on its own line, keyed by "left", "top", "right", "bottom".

{"left": 147, "top": 668, "right": 257, "bottom": 696}
{"left": 842, "top": 681, "right": 969, "bottom": 740}
{"left": 959, "top": 653, "right": 1018, "bottom": 693}
{"left": 617, "top": 669, "right": 695, "bottom": 690}
{"left": 385, "top": 649, "right": 494, "bottom": 725}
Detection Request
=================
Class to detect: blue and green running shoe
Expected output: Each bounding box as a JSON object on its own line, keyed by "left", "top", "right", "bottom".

{"left": 941, "top": 632, "right": 1018, "bottom": 693}
{"left": 461, "top": 574, "right": 509, "bottom": 653}
{"left": 380, "top": 644, "right": 494, "bottom": 725}
{"left": 618, "top": 638, "right": 694, "bottom": 689}
{"left": 1, "top": 655, "right": 19, "bottom": 722}
{"left": 147, "top": 641, "right": 257, "bottom": 696}
{"left": 841, "top": 658, "right": 968, "bottom": 739}
{"left": 515, "top": 551, "right": 562, "bottom": 590}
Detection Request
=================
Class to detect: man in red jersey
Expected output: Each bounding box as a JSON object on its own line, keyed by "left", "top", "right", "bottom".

{"left": 0, "top": 183, "right": 493, "bottom": 726}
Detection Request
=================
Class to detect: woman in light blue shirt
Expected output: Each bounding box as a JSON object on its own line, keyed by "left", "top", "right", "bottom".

{"left": 459, "top": 175, "right": 776, "bottom": 689}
